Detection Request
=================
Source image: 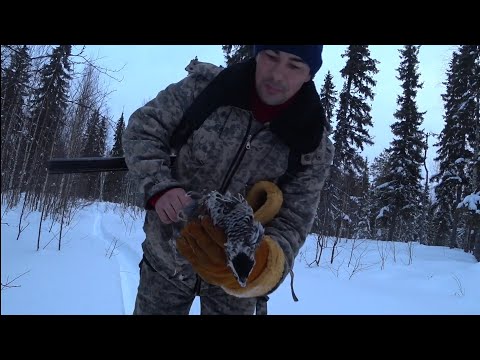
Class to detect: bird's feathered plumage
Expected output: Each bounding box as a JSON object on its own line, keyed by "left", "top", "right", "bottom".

{"left": 179, "top": 190, "right": 264, "bottom": 287}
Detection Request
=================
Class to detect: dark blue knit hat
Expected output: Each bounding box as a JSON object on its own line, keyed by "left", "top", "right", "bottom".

{"left": 253, "top": 45, "right": 324, "bottom": 78}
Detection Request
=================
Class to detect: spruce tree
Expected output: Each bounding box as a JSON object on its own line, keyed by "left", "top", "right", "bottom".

{"left": 431, "top": 46, "right": 477, "bottom": 248}
{"left": 314, "top": 71, "right": 337, "bottom": 236}
{"left": 319, "top": 70, "right": 337, "bottom": 128}
{"left": 370, "top": 150, "right": 392, "bottom": 239}
{"left": 453, "top": 46, "right": 479, "bottom": 256}
{"left": 351, "top": 157, "right": 373, "bottom": 239}
{"left": 1, "top": 45, "right": 32, "bottom": 195}
{"left": 79, "top": 109, "right": 108, "bottom": 200}
{"left": 472, "top": 46, "right": 480, "bottom": 260}
{"left": 21, "top": 45, "right": 72, "bottom": 208}
{"left": 333, "top": 46, "right": 379, "bottom": 173}
{"left": 373, "top": 45, "right": 426, "bottom": 241}
{"left": 222, "top": 45, "right": 253, "bottom": 66}
{"left": 1, "top": 46, "right": 30, "bottom": 146}
{"left": 104, "top": 113, "right": 126, "bottom": 203}
{"left": 330, "top": 45, "right": 379, "bottom": 238}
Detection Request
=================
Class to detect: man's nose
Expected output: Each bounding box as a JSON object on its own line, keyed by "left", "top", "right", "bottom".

{"left": 270, "top": 63, "right": 286, "bottom": 81}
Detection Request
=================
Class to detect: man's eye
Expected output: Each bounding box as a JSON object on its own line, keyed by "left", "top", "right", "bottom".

{"left": 288, "top": 64, "right": 301, "bottom": 70}
{"left": 266, "top": 53, "right": 278, "bottom": 60}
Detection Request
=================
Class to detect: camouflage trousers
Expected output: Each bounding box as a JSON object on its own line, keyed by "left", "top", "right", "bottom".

{"left": 133, "top": 255, "right": 262, "bottom": 315}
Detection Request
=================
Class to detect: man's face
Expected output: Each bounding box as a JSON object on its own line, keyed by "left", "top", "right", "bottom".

{"left": 255, "top": 49, "right": 312, "bottom": 105}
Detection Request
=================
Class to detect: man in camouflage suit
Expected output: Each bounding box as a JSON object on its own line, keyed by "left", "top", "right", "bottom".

{"left": 123, "top": 45, "right": 334, "bottom": 315}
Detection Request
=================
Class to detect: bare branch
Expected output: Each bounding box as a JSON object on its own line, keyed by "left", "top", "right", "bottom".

{"left": 106, "top": 236, "right": 124, "bottom": 258}
{"left": 71, "top": 46, "right": 125, "bottom": 83}
{"left": 451, "top": 273, "right": 465, "bottom": 297}
{"left": 376, "top": 240, "right": 388, "bottom": 270}
{"left": 1, "top": 270, "right": 31, "bottom": 290}
{"left": 348, "top": 242, "right": 373, "bottom": 279}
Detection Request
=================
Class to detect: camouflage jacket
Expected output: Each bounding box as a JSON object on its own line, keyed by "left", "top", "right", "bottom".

{"left": 123, "top": 58, "right": 334, "bottom": 295}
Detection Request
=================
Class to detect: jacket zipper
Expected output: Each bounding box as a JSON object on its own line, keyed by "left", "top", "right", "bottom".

{"left": 219, "top": 116, "right": 268, "bottom": 194}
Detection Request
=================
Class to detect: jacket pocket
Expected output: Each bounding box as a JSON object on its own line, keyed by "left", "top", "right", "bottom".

{"left": 189, "top": 129, "right": 209, "bottom": 166}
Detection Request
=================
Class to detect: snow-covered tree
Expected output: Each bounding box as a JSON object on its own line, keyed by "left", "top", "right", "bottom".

{"left": 21, "top": 45, "right": 72, "bottom": 209}
{"left": 329, "top": 45, "right": 379, "bottom": 238}
{"left": 222, "top": 45, "right": 253, "bottom": 66}
{"left": 320, "top": 70, "right": 337, "bottom": 128}
{"left": 372, "top": 45, "right": 426, "bottom": 241}
{"left": 431, "top": 46, "right": 478, "bottom": 249}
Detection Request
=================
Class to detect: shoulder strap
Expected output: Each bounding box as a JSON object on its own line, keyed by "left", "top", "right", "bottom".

{"left": 169, "top": 76, "right": 224, "bottom": 153}
{"left": 277, "top": 150, "right": 307, "bottom": 186}
{"left": 169, "top": 59, "right": 255, "bottom": 154}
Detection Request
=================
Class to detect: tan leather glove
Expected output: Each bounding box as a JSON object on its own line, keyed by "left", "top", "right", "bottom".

{"left": 176, "top": 181, "right": 286, "bottom": 298}
{"left": 246, "top": 180, "right": 283, "bottom": 224}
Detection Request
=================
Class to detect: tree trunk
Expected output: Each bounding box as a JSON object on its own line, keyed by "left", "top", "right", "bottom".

{"left": 449, "top": 188, "right": 462, "bottom": 249}
{"left": 388, "top": 211, "right": 398, "bottom": 242}
{"left": 421, "top": 134, "right": 430, "bottom": 245}
{"left": 474, "top": 229, "right": 480, "bottom": 261}
{"left": 16, "top": 196, "right": 28, "bottom": 241}
{"left": 36, "top": 203, "right": 46, "bottom": 251}
{"left": 58, "top": 195, "right": 68, "bottom": 251}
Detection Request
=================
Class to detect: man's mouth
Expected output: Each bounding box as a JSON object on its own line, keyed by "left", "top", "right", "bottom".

{"left": 264, "top": 82, "right": 283, "bottom": 95}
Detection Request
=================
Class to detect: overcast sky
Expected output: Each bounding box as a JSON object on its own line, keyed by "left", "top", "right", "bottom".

{"left": 83, "top": 45, "right": 455, "bottom": 167}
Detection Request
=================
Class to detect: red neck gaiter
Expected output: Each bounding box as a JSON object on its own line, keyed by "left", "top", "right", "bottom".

{"left": 250, "top": 85, "right": 297, "bottom": 124}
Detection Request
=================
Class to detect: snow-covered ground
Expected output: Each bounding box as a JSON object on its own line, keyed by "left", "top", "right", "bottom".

{"left": 2, "top": 200, "right": 479, "bottom": 315}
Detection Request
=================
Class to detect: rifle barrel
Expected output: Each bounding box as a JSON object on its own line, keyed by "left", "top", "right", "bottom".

{"left": 47, "top": 157, "right": 128, "bottom": 174}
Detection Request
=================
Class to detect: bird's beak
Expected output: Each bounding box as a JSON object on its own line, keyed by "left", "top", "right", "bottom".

{"left": 230, "top": 253, "right": 254, "bottom": 287}
{"left": 237, "top": 276, "right": 248, "bottom": 288}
